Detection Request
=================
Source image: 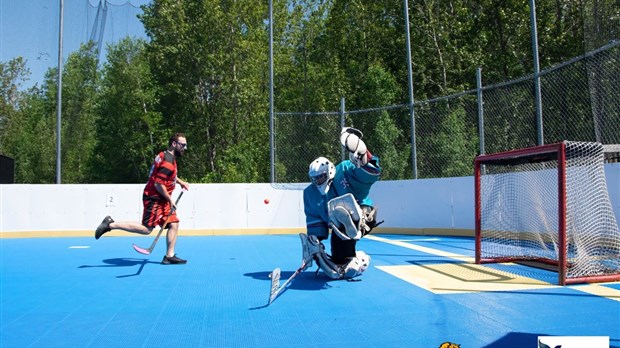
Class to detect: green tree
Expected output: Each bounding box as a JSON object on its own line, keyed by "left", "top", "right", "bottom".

{"left": 356, "top": 64, "right": 406, "bottom": 180}
{"left": 10, "top": 89, "right": 57, "bottom": 183}
{"left": 140, "top": 0, "right": 270, "bottom": 183}
{"left": 55, "top": 43, "right": 100, "bottom": 183}
{"left": 1, "top": 58, "right": 57, "bottom": 183}
{"left": 90, "top": 37, "right": 163, "bottom": 183}
{"left": 0, "top": 57, "right": 29, "bottom": 155}
{"left": 427, "top": 105, "right": 478, "bottom": 177}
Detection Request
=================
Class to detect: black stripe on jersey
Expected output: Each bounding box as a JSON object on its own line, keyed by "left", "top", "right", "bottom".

{"left": 157, "top": 166, "right": 173, "bottom": 177}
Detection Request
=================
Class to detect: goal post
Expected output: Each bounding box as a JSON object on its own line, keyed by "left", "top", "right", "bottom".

{"left": 475, "top": 141, "right": 620, "bottom": 285}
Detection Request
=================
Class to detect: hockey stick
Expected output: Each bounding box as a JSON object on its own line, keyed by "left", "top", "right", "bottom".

{"left": 132, "top": 191, "right": 184, "bottom": 255}
{"left": 268, "top": 257, "right": 310, "bottom": 305}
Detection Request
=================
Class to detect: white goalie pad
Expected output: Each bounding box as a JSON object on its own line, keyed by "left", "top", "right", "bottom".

{"left": 300, "top": 233, "right": 323, "bottom": 269}
{"left": 315, "top": 250, "right": 371, "bottom": 280}
{"left": 342, "top": 251, "right": 371, "bottom": 279}
{"left": 328, "top": 193, "right": 363, "bottom": 240}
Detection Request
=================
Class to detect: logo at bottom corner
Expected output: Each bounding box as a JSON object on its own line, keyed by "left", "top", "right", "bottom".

{"left": 439, "top": 342, "right": 460, "bottom": 348}
{"left": 538, "top": 336, "right": 609, "bottom": 348}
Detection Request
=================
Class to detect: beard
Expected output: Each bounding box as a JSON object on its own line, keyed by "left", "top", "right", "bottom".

{"left": 174, "top": 148, "right": 184, "bottom": 157}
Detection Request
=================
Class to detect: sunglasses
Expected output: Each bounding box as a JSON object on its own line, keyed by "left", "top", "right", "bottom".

{"left": 176, "top": 142, "right": 187, "bottom": 149}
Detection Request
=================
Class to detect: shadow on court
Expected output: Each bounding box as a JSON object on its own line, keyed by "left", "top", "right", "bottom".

{"left": 244, "top": 270, "right": 334, "bottom": 291}
{"left": 78, "top": 258, "right": 160, "bottom": 278}
{"left": 245, "top": 270, "right": 336, "bottom": 310}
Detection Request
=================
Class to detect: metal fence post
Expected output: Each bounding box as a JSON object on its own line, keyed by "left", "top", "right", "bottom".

{"left": 56, "top": 0, "right": 64, "bottom": 184}
{"left": 404, "top": 0, "right": 418, "bottom": 179}
{"left": 477, "top": 68, "right": 485, "bottom": 155}
{"left": 268, "top": 0, "right": 275, "bottom": 182}
{"left": 529, "top": 0, "right": 544, "bottom": 145}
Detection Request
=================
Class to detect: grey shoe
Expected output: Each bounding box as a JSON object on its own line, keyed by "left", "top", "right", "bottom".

{"left": 95, "top": 216, "right": 114, "bottom": 240}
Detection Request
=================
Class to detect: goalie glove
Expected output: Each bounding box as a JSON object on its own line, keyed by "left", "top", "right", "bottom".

{"left": 360, "top": 205, "right": 383, "bottom": 236}
{"left": 340, "top": 127, "right": 369, "bottom": 168}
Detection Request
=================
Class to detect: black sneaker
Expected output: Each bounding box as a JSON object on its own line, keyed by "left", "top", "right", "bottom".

{"left": 162, "top": 254, "right": 187, "bottom": 265}
{"left": 95, "top": 216, "right": 114, "bottom": 240}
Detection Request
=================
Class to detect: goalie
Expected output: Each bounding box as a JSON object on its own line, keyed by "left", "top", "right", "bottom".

{"left": 300, "top": 127, "right": 382, "bottom": 280}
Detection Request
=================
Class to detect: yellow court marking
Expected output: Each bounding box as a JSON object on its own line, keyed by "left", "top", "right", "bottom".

{"left": 376, "top": 263, "right": 555, "bottom": 294}
{"left": 368, "top": 235, "right": 620, "bottom": 299}
{"left": 367, "top": 235, "right": 554, "bottom": 293}
{"left": 570, "top": 283, "right": 620, "bottom": 302}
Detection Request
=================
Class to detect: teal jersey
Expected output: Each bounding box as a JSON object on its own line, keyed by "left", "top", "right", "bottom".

{"left": 303, "top": 184, "right": 337, "bottom": 239}
{"left": 331, "top": 158, "right": 381, "bottom": 207}
{"left": 304, "top": 156, "right": 381, "bottom": 239}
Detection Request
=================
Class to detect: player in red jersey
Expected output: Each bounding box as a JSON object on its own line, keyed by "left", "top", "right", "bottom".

{"left": 95, "top": 133, "right": 190, "bottom": 265}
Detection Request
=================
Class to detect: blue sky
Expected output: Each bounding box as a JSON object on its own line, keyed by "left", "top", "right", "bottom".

{"left": 1, "top": 0, "right": 149, "bottom": 89}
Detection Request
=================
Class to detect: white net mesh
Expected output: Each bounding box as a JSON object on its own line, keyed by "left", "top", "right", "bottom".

{"left": 479, "top": 141, "right": 620, "bottom": 282}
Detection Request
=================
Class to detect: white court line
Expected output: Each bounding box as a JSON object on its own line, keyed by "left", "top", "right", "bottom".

{"left": 390, "top": 238, "right": 442, "bottom": 242}
{"left": 69, "top": 246, "right": 91, "bottom": 249}
{"left": 366, "top": 235, "right": 473, "bottom": 262}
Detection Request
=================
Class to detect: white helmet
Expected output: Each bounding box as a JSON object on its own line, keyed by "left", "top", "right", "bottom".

{"left": 308, "top": 157, "right": 336, "bottom": 195}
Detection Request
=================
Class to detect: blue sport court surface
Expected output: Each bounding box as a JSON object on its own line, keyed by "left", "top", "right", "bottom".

{"left": 1, "top": 234, "right": 619, "bottom": 347}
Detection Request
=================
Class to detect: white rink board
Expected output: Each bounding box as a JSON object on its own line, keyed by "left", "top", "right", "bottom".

{"left": 0, "top": 163, "right": 618, "bottom": 234}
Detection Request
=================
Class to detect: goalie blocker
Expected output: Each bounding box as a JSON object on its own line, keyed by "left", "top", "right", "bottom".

{"left": 328, "top": 193, "right": 378, "bottom": 240}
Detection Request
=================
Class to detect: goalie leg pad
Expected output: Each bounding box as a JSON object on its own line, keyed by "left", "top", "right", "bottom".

{"left": 314, "top": 250, "right": 344, "bottom": 280}
{"left": 328, "top": 193, "right": 363, "bottom": 240}
{"left": 300, "top": 233, "right": 323, "bottom": 268}
{"left": 314, "top": 248, "right": 370, "bottom": 280}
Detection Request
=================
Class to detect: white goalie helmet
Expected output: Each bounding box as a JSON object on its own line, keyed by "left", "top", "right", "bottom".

{"left": 308, "top": 157, "right": 336, "bottom": 195}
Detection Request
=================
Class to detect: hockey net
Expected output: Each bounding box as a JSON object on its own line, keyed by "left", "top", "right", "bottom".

{"left": 475, "top": 141, "right": 620, "bottom": 285}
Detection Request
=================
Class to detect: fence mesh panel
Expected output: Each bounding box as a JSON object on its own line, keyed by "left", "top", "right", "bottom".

{"left": 273, "top": 112, "right": 341, "bottom": 183}
{"left": 414, "top": 92, "right": 479, "bottom": 178}
{"left": 346, "top": 105, "right": 412, "bottom": 180}
{"left": 275, "top": 42, "right": 620, "bottom": 183}
{"left": 482, "top": 78, "right": 538, "bottom": 154}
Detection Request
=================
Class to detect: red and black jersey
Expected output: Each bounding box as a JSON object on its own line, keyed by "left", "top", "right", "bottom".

{"left": 143, "top": 151, "right": 177, "bottom": 199}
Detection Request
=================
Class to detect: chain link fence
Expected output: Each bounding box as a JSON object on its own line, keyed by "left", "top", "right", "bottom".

{"left": 274, "top": 41, "right": 620, "bottom": 183}
{"left": 273, "top": 111, "right": 342, "bottom": 183}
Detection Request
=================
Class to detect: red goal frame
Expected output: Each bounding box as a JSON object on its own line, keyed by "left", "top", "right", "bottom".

{"left": 474, "top": 142, "right": 620, "bottom": 285}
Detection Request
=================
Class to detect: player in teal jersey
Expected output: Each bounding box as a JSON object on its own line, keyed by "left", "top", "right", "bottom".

{"left": 301, "top": 127, "right": 382, "bottom": 280}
